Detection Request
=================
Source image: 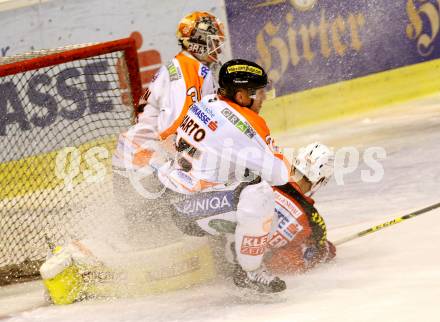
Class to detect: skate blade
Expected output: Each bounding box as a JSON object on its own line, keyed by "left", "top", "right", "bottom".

{"left": 228, "top": 285, "right": 287, "bottom": 304}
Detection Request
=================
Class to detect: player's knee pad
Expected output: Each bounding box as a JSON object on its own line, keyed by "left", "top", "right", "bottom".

{"left": 234, "top": 181, "right": 275, "bottom": 271}
{"left": 236, "top": 181, "right": 274, "bottom": 234}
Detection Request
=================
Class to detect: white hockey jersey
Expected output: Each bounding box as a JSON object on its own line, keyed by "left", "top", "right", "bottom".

{"left": 112, "top": 51, "right": 216, "bottom": 170}
{"left": 157, "top": 94, "right": 291, "bottom": 194}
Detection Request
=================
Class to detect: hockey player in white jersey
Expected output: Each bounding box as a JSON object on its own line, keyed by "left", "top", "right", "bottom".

{"left": 155, "top": 59, "right": 293, "bottom": 293}
{"left": 111, "top": 12, "right": 225, "bottom": 239}
{"left": 112, "top": 11, "right": 225, "bottom": 171}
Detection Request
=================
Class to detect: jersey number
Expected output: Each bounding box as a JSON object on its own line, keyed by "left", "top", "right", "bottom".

{"left": 187, "top": 87, "right": 200, "bottom": 104}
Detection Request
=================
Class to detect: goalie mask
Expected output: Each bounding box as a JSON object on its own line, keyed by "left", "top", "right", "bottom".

{"left": 294, "top": 143, "right": 334, "bottom": 196}
{"left": 177, "top": 11, "right": 225, "bottom": 64}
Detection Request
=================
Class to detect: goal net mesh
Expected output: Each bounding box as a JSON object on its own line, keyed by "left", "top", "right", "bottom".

{"left": 0, "top": 39, "right": 141, "bottom": 285}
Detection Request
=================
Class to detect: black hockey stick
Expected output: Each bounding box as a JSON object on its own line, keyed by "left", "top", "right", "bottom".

{"left": 334, "top": 201, "right": 440, "bottom": 246}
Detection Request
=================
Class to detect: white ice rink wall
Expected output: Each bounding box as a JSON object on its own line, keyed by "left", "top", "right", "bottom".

{"left": 0, "top": 0, "right": 231, "bottom": 62}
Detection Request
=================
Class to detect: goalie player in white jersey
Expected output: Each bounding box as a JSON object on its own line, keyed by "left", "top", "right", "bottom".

{"left": 112, "top": 11, "right": 224, "bottom": 171}
{"left": 111, "top": 11, "right": 225, "bottom": 239}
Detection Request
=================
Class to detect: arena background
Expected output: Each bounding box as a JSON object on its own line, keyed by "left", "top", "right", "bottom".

{"left": 1, "top": 0, "right": 440, "bottom": 133}
{"left": 1, "top": 0, "right": 440, "bottom": 320}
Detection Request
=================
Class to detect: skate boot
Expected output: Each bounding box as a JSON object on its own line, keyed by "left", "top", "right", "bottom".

{"left": 233, "top": 264, "right": 286, "bottom": 293}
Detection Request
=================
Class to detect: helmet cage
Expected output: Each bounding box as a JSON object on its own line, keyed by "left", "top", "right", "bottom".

{"left": 206, "top": 34, "right": 225, "bottom": 62}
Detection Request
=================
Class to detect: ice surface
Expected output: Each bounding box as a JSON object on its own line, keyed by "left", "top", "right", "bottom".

{"left": 2, "top": 95, "right": 440, "bottom": 322}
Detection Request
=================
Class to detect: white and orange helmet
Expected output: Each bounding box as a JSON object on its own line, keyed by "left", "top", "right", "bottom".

{"left": 176, "top": 11, "right": 225, "bottom": 63}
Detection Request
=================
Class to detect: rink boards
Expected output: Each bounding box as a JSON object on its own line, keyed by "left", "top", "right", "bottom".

{"left": 261, "top": 58, "right": 440, "bottom": 133}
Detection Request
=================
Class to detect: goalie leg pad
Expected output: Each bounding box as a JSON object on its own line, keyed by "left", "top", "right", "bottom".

{"left": 40, "top": 245, "right": 85, "bottom": 305}
{"left": 39, "top": 241, "right": 100, "bottom": 305}
{"left": 42, "top": 265, "right": 84, "bottom": 305}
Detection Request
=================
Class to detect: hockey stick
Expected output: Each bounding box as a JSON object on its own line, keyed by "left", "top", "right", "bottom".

{"left": 334, "top": 201, "right": 440, "bottom": 246}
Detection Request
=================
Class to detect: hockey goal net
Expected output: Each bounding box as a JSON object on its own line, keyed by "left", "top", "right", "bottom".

{"left": 0, "top": 38, "right": 142, "bottom": 285}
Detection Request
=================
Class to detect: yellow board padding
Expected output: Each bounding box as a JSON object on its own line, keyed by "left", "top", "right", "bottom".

{"left": 0, "top": 136, "right": 117, "bottom": 200}
{"left": 261, "top": 58, "right": 440, "bottom": 133}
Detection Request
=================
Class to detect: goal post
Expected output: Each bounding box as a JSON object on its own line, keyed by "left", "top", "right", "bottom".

{"left": 0, "top": 37, "right": 143, "bottom": 285}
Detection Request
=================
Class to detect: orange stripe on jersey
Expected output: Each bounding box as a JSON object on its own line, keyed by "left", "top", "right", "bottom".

{"left": 219, "top": 96, "right": 271, "bottom": 140}
{"left": 197, "top": 178, "right": 221, "bottom": 191}
{"left": 167, "top": 170, "right": 221, "bottom": 193}
{"left": 159, "top": 52, "right": 206, "bottom": 140}
{"left": 220, "top": 97, "right": 292, "bottom": 177}
{"left": 275, "top": 152, "right": 292, "bottom": 176}
{"left": 132, "top": 149, "right": 154, "bottom": 167}
{"left": 119, "top": 132, "right": 155, "bottom": 167}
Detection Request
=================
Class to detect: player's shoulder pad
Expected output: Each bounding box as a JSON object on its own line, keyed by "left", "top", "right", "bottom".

{"left": 200, "top": 93, "right": 218, "bottom": 105}
{"left": 166, "top": 60, "right": 183, "bottom": 82}
{"left": 219, "top": 106, "right": 257, "bottom": 140}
